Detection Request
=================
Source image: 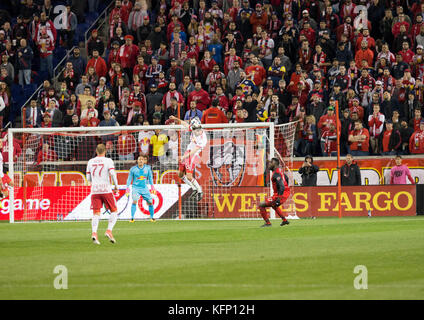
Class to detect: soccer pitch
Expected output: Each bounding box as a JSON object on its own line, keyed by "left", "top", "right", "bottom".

{"left": 1, "top": 217, "right": 423, "bottom": 300}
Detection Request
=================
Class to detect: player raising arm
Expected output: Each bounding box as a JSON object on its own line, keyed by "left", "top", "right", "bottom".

{"left": 86, "top": 144, "right": 119, "bottom": 244}
{"left": 126, "top": 155, "right": 156, "bottom": 222}
{"left": 258, "top": 157, "right": 290, "bottom": 227}
{"left": 169, "top": 115, "right": 207, "bottom": 201}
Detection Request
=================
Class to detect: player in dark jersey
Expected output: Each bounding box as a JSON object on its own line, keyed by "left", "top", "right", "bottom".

{"left": 259, "top": 157, "right": 290, "bottom": 227}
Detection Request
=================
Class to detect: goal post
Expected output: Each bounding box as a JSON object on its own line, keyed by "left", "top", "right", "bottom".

{"left": 5, "top": 122, "right": 297, "bottom": 223}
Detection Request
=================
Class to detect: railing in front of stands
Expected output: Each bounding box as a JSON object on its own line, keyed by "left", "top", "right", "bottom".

{"left": 20, "top": 1, "right": 114, "bottom": 129}
{"left": 84, "top": 0, "right": 115, "bottom": 45}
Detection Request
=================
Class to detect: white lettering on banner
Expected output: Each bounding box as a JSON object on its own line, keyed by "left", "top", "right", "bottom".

{"left": 64, "top": 184, "right": 191, "bottom": 221}
{"left": 0, "top": 199, "right": 51, "bottom": 214}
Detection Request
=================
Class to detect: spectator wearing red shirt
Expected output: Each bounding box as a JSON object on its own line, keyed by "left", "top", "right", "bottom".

{"left": 86, "top": 49, "right": 107, "bottom": 79}
{"left": 398, "top": 41, "right": 415, "bottom": 65}
{"left": 298, "top": 40, "right": 313, "bottom": 73}
{"left": 340, "top": 0, "right": 356, "bottom": 21}
{"left": 244, "top": 56, "right": 266, "bottom": 86}
{"left": 368, "top": 104, "right": 386, "bottom": 154}
{"left": 36, "top": 142, "right": 58, "bottom": 165}
{"left": 318, "top": 105, "right": 337, "bottom": 138}
{"left": 320, "top": 123, "right": 338, "bottom": 156}
{"left": 199, "top": 51, "right": 217, "bottom": 81}
{"left": 299, "top": 21, "right": 316, "bottom": 49}
{"left": 379, "top": 121, "right": 402, "bottom": 155}
{"left": 349, "top": 98, "right": 365, "bottom": 121}
{"left": 392, "top": 13, "right": 411, "bottom": 38}
{"left": 355, "top": 39, "right": 374, "bottom": 68}
{"left": 409, "top": 108, "right": 423, "bottom": 131}
{"left": 249, "top": 3, "right": 267, "bottom": 35}
{"left": 409, "top": 120, "right": 424, "bottom": 154}
{"left": 211, "top": 86, "right": 230, "bottom": 112}
{"left": 355, "top": 28, "right": 375, "bottom": 51}
{"left": 80, "top": 108, "right": 100, "bottom": 127}
{"left": 107, "top": 41, "right": 121, "bottom": 68}
{"left": 119, "top": 35, "right": 140, "bottom": 78}
{"left": 224, "top": 48, "right": 243, "bottom": 75}
{"left": 201, "top": 99, "right": 228, "bottom": 124}
{"left": 109, "top": 0, "right": 130, "bottom": 25}
{"left": 162, "top": 82, "right": 184, "bottom": 110}
{"left": 187, "top": 81, "right": 211, "bottom": 112}
{"left": 348, "top": 120, "right": 370, "bottom": 156}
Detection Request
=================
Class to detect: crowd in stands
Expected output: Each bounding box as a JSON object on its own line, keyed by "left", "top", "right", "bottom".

{"left": 5, "top": 0, "right": 424, "bottom": 160}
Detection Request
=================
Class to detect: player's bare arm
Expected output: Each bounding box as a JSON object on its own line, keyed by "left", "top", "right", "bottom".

{"left": 169, "top": 115, "right": 189, "bottom": 127}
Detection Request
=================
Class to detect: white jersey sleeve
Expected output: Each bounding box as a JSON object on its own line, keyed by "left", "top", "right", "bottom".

{"left": 86, "top": 156, "right": 117, "bottom": 194}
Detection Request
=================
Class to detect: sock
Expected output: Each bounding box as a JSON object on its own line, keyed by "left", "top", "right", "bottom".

{"left": 107, "top": 212, "right": 118, "bottom": 231}
{"left": 275, "top": 207, "right": 287, "bottom": 221}
{"left": 92, "top": 214, "right": 100, "bottom": 233}
{"left": 149, "top": 204, "right": 154, "bottom": 219}
{"left": 260, "top": 207, "right": 271, "bottom": 224}
{"left": 182, "top": 176, "right": 195, "bottom": 189}
{"left": 131, "top": 203, "right": 137, "bottom": 220}
{"left": 191, "top": 179, "right": 202, "bottom": 193}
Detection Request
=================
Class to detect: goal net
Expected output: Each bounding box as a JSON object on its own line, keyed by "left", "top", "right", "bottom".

{"left": 5, "top": 122, "right": 297, "bottom": 222}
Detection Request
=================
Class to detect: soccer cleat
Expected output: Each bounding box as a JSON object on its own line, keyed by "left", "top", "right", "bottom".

{"left": 189, "top": 190, "right": 198, "bottom": 199}
{"left": 91, "top": 232, "right": 100, "bottom": 245}
{"left": 130, "top": 219, "right": 135, "bottom": 223}
{"left": 260, "top": 223, "right": 272, "bottom": 228}
{"left": 105, "top": 230, "right": 116, "bottom": 244}
{"left": 196, "top": 192, "right": 203, "bottom": 201}
{"left": 280, "top": 220, "right": 290, "bottom": 226}
{"left": 150, "top": 218, "right": 156, "bottom": 222}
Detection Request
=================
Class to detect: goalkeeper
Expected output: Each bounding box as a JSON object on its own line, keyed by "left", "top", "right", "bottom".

{"left": 126, "top": 155, "right": 156, "bottom": 222}
{"left": 259, "top": 157, "right": 290, "bottom": 227}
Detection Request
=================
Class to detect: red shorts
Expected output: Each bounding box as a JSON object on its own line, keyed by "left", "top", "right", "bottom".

{"left": 91, "top": 193, "right": 117, "bottom": 212}
{"left": 264, "top": 193, "right": 289, "bottom": 208}
{"left": 1, "top": 174, "right": 11, "bottom": 195}
{"left": 1, "top": 174, "right": 11, "bottom": 186}
{"left": 179, "top": 150, "right": 201, "bottom": 174}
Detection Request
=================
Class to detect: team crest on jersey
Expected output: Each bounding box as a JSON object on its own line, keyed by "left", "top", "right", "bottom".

{"left": 207, "top": 141, "right": 245, "bottom": 187}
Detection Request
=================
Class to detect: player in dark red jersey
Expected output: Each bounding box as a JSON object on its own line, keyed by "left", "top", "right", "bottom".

{"left": 259, "top": 157, "right": 290, "bottom": 227}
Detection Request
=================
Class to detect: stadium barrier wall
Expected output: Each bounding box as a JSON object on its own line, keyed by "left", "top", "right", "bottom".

{"left": 0, "top": 184, "right": 417, "bottom": 220}
{"left": 291, "top": 157, "right": 424, "bottom": 186}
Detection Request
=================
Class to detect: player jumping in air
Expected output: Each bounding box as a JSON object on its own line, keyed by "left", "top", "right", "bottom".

{"left": 86, "top": 144, "right": 120, "bottom": 244}
{"left": 259, "top": 157, "right": 290, "bottom": 227}
{"left": 126, "top": 154, "right": 156, "bottom": 222}
{"left": 169, "top": 116, "right": 207, "bottom": 201}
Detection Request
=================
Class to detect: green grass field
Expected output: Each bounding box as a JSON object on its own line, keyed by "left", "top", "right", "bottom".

{"left": 1, "top": 217, "right": 424, "bottom": 300}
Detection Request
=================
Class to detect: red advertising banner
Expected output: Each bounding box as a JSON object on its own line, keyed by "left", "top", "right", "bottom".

{"left": 210, "top": 185, "right": 416, "bottom": 218}
{"left": 292, "top": 157, "right": 424, "bottom": 186}
{"left": 0, "top": 185, "right": 416, "bottom": 221}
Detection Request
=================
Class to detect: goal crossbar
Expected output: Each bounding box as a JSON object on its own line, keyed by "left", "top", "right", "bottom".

{"left": 6, "top": 122, "right": 291, "bottom": 223}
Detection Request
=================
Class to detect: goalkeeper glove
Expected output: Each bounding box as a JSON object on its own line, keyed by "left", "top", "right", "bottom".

{"left": 125, "top": 188, "right": 130, "bottom": 197}
{"left": 273, "top": 196, "right": 281, "bottom": 207}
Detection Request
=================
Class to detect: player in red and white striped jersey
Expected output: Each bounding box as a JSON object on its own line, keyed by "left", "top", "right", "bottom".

{"left": 86, "top": 144, "right": 119, "bottom": 244}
